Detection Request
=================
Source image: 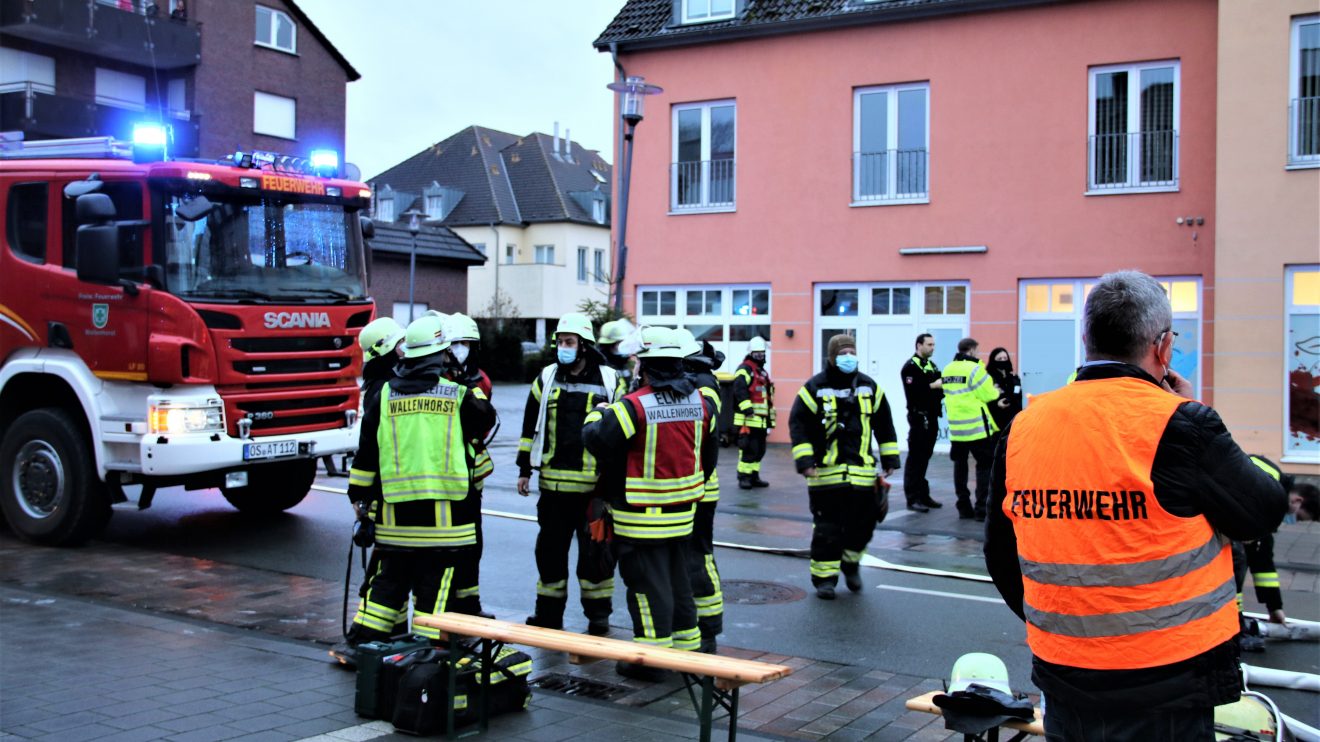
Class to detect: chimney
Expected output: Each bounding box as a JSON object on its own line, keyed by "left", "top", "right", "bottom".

{"left": 553, "top": 122, "right": 560, "bottom": 157}
{"left": 564, "top": 128, "right": 571, "bottom": 161}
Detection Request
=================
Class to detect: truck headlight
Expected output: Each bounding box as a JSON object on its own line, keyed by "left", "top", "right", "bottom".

{"left": 149, "top": 400, "right": 225, "bottom": 434}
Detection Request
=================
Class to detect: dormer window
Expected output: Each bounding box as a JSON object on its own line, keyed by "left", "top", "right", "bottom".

{"left": 592, "top": 199, "right": 606, "bottom": 224}
{"left": 256, "top": 5, "right": 297, "bottom": 54}
{"left": 375, "top": 189, "right": 396, "bottom": 222}
{"left": 682, "top": 0, "right": 735, "bottom": 24}
{"left": 426, "top": 193, "right": 443, "bottom": 219}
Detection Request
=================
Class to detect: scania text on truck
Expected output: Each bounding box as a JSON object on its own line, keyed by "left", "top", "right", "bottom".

{"left": 0, "top": 129, "right": 376, "bottom": 545}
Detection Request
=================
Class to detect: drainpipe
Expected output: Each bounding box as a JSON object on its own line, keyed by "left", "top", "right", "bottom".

{"left": 609, "top": 43, "right": 628, "bottom": 314}
{"left": 489, "top": 222, "right": 501, "bottom": 329}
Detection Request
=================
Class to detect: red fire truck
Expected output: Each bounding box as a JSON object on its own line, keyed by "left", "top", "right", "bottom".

{"left": 0, "top": 130, "right": 375, "bottom": 545}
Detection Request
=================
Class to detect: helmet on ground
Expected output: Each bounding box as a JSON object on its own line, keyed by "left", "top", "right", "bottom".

{"left": 1214, "top": 692, "right": 1280, "bottom": 740}
{"left": 359, "top": 317, "right": 406, "bottom": 362}
{"left": 948, "top": 653, "right": 1011, "bottom": 695}
{"left": 672, "top": 328, "right": 702, "bottom": 358}
{"left": 598, "top": 319, "right": 632, "bottom": 346}
{"left": 554, "top": 312, "right": 595, "bottom": 344}
{"left": 403, "top": 315, "right": 450, "bottom": 359}
{"left": 444, "top": 312, "right": 480, "bottom": 343}
{"left": 637, "top": 326, "right": 688, "bottom": 359}
{"left": 748, "top": 336, "right": 768, "bottom": 353}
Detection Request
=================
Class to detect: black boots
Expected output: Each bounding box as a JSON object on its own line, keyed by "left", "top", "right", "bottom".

{"left": 616, "top": 661, "right": 666, "bottom": 682}
{"left": 815, "top": 584, "right": 836, "bottom": 600}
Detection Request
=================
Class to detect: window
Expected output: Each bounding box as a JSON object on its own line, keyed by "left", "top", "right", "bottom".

{"left": 253, "top": 91, "right": 296, "bottom": 139}
{"left": 374, "top": 197, "right": 395, "bottom": 223}
{"left": 682, "top": 0, "right": 734, "bottom": 24}
{"left": 61, "top": 181, "right": 143, "bottom": 271}
{"left": 577, "top": 247, "right": 588, "bottom": 282}
{"left": 924, "top": 284, "right": 967, "bottom": 315}
{"left": 7, "top": 183, "right": 47, "bottom": 263}
{"left": 505, "top": 244, "right": 515, "bottom": 264}
{"left": 854, "top": 83, "right": 929, "bottom": 203}
{"left": 392, "top": 302, "right": 428, "bottom": 324}
{"left": 1286, "top": 265, "right": 1320, "bottom": 460}
{"left": 0, "top": 48, "right": 55, "bottom": 94}
{"left": 167, "top": 78, "right": 187, "bottom": 118}
{"left": 534, "top": 245, "right": 554, "bottom": 265}
{"left": 95, "top": 68, "right": 146, "bottom": 111}
{"left": 641, "top": 290, "right": 677, "bottom": 316}
{"left": 731, "top": 288, "right": 769, "bottom": 316}
{"left": 424, "top": 194, "right": 444, "bottom": 219}
{"left": 820, "top": 288, "right": 859, "bottom": 317}
{"left": 672, "top": 100, "right": 736, "bottom": 211}
{"left": 256, "top": 5, "right": 297, "bottom": 53}
{"left": 593, "top": 249, "right": 605, "bottom": 283}
{"left": 871, "top": 287, "right": 911, "bottom": 315}
{"left": 592, "top": 199, "right": 606, "bottom": 224}
{"left": 686, "top": 289, "right": 721, "bottom": 315}
{"left": 1089, "top": 61, "right": 1180, "bottom": 192}
{"left": 1291, "top": 15, "right": 1320, "bottom": 166}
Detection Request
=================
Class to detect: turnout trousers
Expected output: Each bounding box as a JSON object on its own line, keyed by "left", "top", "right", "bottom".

{"left": 351, "top": 546, "right": 476, "bottom": 642}
{"left": 737, "top": 428, "right": 768, "bottom": 479}
{"left": 533, "top": 491, "right": 615, "bottom": 627}
{"left": 616, "top": 538, "right": 700, "bottom": 650}
{"left": 950, "top": 437, "right": 994, "bottom": 517}
{"left": 903, "top": 411, "right": 938, "bottom": 505}
{"left": 452, "top": 492, "right": 484, "bottom": 616}
{"left": 685, "top": 500, "right": 723, "bottom": 640}
{"left": 808, "top": 485, "right": 877, "bottom": 587}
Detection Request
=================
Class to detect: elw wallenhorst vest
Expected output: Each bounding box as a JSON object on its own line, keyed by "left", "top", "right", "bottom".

{"left": 1004, "top": 377, "right": 1237, "bottom": 671}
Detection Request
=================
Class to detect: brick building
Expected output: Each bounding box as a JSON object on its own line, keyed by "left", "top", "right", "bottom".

{"left": 366, "top": 222, "right": 487, "bottom": 324}
{"left": 1, "top": 0, "right": 357, "bottom": 160}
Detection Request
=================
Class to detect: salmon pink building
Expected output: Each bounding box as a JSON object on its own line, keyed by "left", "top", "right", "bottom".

{"left": 597, "top": 0, "right": 1220, "bottom": 447}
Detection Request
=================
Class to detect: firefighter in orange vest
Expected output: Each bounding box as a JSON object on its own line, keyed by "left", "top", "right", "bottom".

{"left": 583, "top": 327, "right": 718, "bottom": 681}
{"left": 985, "top": 271, "right": 1287, "bottom": 741}
{"left": 732, "top": 336, "right": 774, "bottom": 489}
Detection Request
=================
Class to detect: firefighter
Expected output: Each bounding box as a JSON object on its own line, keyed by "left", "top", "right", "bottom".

{"left": 516, "top": 313, "right": 625, "bottom": 633}
{"left": 598, "top": 318, "right": 639, "bottom": 391}
{"left": 331, "top": 317, "right": 407, "bottom": 665}
{"left": 583, "top": 327, "right": 718, "bottom": 680}
{"left": 941, "top": 338, "right": 999, "bottom": 521}
{"left": 899, "top": 333, "right": 943, "bottom": 512}
{"left": 443, "top": 312, "right": 495, "bottom": 618}
{"left": 676, "top": 328, "right": 726, "bottom": 653}
{"left": 790, "top": 333, "right": 900, "bottom": 600}
{"left": 342, "top": 314, "right": 495, "bottom": 647}
{"left": 1234, "top": 455, "right": 1294, "bottom": 652}
{"left": 732, "top": 336, "right": 774, "bottom": 489}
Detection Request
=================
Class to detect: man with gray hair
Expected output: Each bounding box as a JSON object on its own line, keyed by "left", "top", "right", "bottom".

{"left": 984, "top": 270, "right": 1286, "bottom": 741}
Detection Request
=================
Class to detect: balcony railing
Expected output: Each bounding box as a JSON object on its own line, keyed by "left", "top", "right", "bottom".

{"left": 0, "top": 0, "right": 200, "bottom": 69}
{"left": 0, "top": 83, "right": 200, "bottom": 156}
{"left": 853, "top": 149, "right": 928, "bottom": 202}
{"left": 1088, "top": 130, "right": 1179, "bottom": 191}
{"left": 670, "top": 159, "right": 735, "bottom": 211}
{"left": 1290, "top": 97, "right": 1320, "bottom": 166}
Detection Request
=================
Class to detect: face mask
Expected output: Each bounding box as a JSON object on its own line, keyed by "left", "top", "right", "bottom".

{"left": 835, "top": 354, "right": 858, "bottom": 374}
{"left": 450, "top": 345, "right": 470, "bottom": 366}
{"left": 751, "top": 353, "right": 766, "bottom": 364}
{"left": 557, "top": 347, "right": 577, "bottom": 365}
{"left": 1284, "top": 512, "right": 1298, "bottom": 525}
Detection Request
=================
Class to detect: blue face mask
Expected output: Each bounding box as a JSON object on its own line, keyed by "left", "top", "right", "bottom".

{"left": 1284, "top": 512, "right": 1298, "bottom": 525}
{"left": 835, "top": 354, "right": 858, "bottom": 374}
{"left": 557, "top": 347, "right": 577, "bottom": 365}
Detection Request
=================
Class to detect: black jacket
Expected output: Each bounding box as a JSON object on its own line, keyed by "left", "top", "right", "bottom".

{"left": 900, "top": 354, "right": 943, "bottom": 418}
{"left": 984, "top": 362, "right": 1288, "bottom": 710}
{"left": 986, "top": 368, "right": 1023, "bottom": 432}
{"left": 789, "top": 366, "right": 901, "bottom": 479}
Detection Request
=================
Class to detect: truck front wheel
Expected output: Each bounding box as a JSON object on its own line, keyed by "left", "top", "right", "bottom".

{"left": 220, "top": 458, "right": 316, "bottom": 515}
{"left": 0, "top": 408, "right": 111, "bottom": 546}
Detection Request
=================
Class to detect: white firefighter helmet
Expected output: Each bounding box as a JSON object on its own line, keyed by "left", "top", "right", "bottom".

{"left": 554, "top": 312, "right": 595, "bottom": 344}
{"left": 637, "top": 326, "right": 688, "bottom": 359}
{"left": 748, "top": 336, "right": 768, "bottom": 353}
{"left": 444, "top": 313, "right": 480, "bottom": 343}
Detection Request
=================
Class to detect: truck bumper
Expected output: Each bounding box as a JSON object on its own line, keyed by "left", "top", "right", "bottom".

{"left": 140, "top": 425, "right": 359, "bottom": 477}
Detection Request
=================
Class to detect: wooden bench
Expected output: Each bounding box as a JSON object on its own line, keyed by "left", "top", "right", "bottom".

{"left": 412, "top": 612, "right": 792, "bottom": 741}
{"left": 905, "top": 690, "right": 1045, "bottom": 741}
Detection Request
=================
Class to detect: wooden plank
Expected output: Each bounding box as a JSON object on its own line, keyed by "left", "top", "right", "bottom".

{"left": 413, "top": 613, "right": 792, "bottom": 684}
{"left": 904, "top": 690, "right": 1045, "bottom": 736}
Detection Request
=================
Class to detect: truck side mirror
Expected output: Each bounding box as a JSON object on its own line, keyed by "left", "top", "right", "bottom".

{"left": 74, "top": 193, "right": 120, "bottom": 286}
{"left": 175, "top": 195, "right": 213, "bottom": 222}
{"left": 359, "top": 215, "right": 375, "bottom": 239}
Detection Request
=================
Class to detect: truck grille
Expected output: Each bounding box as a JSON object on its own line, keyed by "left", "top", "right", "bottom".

{"left": 234, "top": 358, "right": 350, "bottom": 375}
{"left": 224, "top": 387, "right": 357, "bottom": 438}
{"left": 232, "top": 336, "right": 355, "bottom": 353}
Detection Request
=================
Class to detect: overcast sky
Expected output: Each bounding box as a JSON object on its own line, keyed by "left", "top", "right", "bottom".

{"left": 296, "top": 0, "right": 627, "bottom": 180}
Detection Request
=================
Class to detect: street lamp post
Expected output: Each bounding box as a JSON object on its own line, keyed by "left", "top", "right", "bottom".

{"left": 403, "top": 209, "right": 423, "bottom": 322}
{"left": 606, "top": 75, "right": 663, "bottom": 314}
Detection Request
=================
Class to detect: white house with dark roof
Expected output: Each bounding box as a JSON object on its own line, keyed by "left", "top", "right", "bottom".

{"left": 368, "top": 124, "right": 613, "bottom": 343}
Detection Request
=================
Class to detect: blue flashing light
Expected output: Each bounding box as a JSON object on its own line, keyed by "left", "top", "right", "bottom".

{"left": 310, "top": 149, "right": 339, "bottom": 170}
{"left": 131, "top": 122, "right": 168, "bottom": 163}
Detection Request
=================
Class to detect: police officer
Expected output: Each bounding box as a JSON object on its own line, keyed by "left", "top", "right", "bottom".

{"left": 790, "top": 334, "right": 900, "bottom": 600}
{"left": 516, "top": 313, "right": 625, "bottom": 633}
{"left": 443, "top": 312, "right": 495, "bottom": 618}
{"left": 583, "top": 327, "right": 717, "bottom": 680}
{"left": 344, "top": 315, "right": 495, "bottom": 646}
{"left": 676, "top": 328, "right": 726, "bottom": 653}
{"left": 732, "top": 336, "right": 774, "bottom": 489}
{"left": 941, "top": 338, "right": 999, "bottom": 521}
{"left": 899, "top": 333, "right": 943, "bottom": 512}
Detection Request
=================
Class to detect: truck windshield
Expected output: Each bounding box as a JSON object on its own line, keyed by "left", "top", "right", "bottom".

{"left": 161, "top": 191, "right": 367, "bottom": 302}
